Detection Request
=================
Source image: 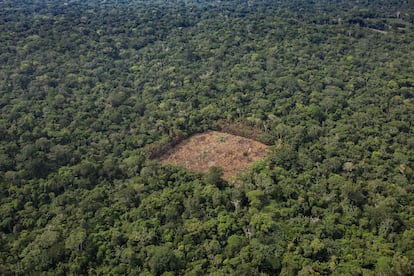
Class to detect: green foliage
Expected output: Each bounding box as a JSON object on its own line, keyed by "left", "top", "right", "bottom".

{"left": 1, "top": 0, "right": 414, "bottom": 275}
{"left": 204, "top": 166, "right": 225, "bottom": 187}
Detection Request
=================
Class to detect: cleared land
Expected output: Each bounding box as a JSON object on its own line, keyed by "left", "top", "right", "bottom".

{"left": 159, "top": 131, "right": 269, "bottom": 180}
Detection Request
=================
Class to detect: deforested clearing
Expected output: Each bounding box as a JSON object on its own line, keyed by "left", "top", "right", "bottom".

{"left": 158, "top": 131, "right": 269, "bottom": 180}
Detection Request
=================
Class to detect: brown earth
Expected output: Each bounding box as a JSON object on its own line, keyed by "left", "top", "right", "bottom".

{"left": 158, "top": 130, "right": 269, "bottom": 181}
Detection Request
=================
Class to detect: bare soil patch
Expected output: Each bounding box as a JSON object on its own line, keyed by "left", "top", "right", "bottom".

{"left": 158, "top": 131, "right": 269, "bottom": 180}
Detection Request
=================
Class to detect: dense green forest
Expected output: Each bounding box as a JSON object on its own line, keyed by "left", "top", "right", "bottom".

{"left": 1, "top": 0, "right": 414, "bottom": 274}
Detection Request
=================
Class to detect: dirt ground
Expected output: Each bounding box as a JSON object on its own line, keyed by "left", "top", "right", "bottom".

{"left": 158, "top": 130, "right": 269, "bottom": 180}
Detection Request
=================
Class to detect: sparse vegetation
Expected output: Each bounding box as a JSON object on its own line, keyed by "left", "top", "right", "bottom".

{"left": 217, "top": 134, "right": 228, "bottom": 143}
{"left": 159, "top": 131, "right": 268, "bottom": 180}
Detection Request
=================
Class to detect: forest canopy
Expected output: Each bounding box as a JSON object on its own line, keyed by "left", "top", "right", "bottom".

{"left": 0, "top": 0, "right": 413, "bottom": 275}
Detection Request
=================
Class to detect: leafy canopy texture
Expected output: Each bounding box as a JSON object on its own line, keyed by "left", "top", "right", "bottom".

{"left": 0, "top": 0, "right": 414, "bottom": 275}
